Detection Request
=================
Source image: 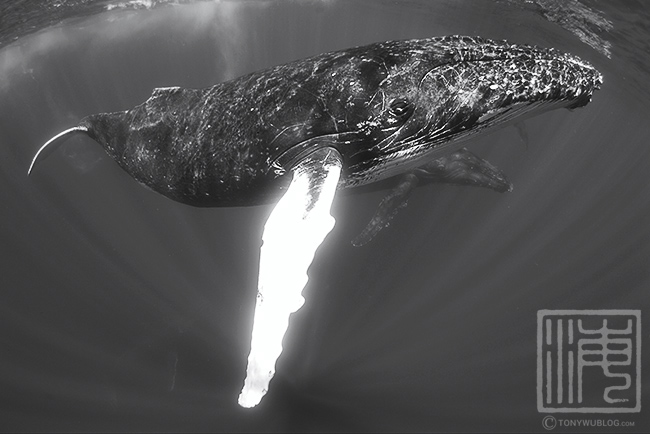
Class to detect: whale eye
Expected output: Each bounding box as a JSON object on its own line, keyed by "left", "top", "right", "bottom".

{"left": 389, "top": 98, "right": 412, "bottom": 118}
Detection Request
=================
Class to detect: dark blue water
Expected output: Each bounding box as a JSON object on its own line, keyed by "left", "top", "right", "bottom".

{"left": 0, "top": 1, "right": 648, "bottom": 432}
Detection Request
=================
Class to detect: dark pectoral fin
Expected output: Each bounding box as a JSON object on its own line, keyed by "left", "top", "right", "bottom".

{"left": 414, "top": 148, "right": 513, "bottom": 193}
{"left": 514, "top": 122, "right": 529, "bottom": 149}
{"left": 352, "top": 173, "right": 419, "bottom": 247}
{"left": 352, "top": 149, "right": 512, "bottom": 247}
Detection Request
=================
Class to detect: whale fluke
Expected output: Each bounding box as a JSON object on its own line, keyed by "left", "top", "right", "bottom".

{"left": 28, "top": 126, "right": 89, "bottom": 176}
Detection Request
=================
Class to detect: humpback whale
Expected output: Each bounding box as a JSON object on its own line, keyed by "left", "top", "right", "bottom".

{"left": 28, "top": 36, "right": 602, "bottom": 407}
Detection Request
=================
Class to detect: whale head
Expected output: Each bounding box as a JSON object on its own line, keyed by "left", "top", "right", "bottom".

{"left": 308, "top": 36, "right": 603, "bottom": 186}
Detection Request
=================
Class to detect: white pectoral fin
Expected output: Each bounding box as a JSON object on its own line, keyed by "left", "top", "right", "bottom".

{"left": 238, "top": 147, "right": 343, "bottom": 408}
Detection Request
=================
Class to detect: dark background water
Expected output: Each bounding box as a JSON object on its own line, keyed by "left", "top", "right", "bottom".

{"left": 0, "top": 0, "right": 648, "bottom": 432}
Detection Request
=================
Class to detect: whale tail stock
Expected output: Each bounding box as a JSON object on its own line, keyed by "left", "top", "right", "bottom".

{"left": 27, "top": 125, "right": 90, "bottom": 176}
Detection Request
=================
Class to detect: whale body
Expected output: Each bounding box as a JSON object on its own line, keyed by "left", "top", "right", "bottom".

{"left": 30, "top": 36, "right": 601, "bottom": 208}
